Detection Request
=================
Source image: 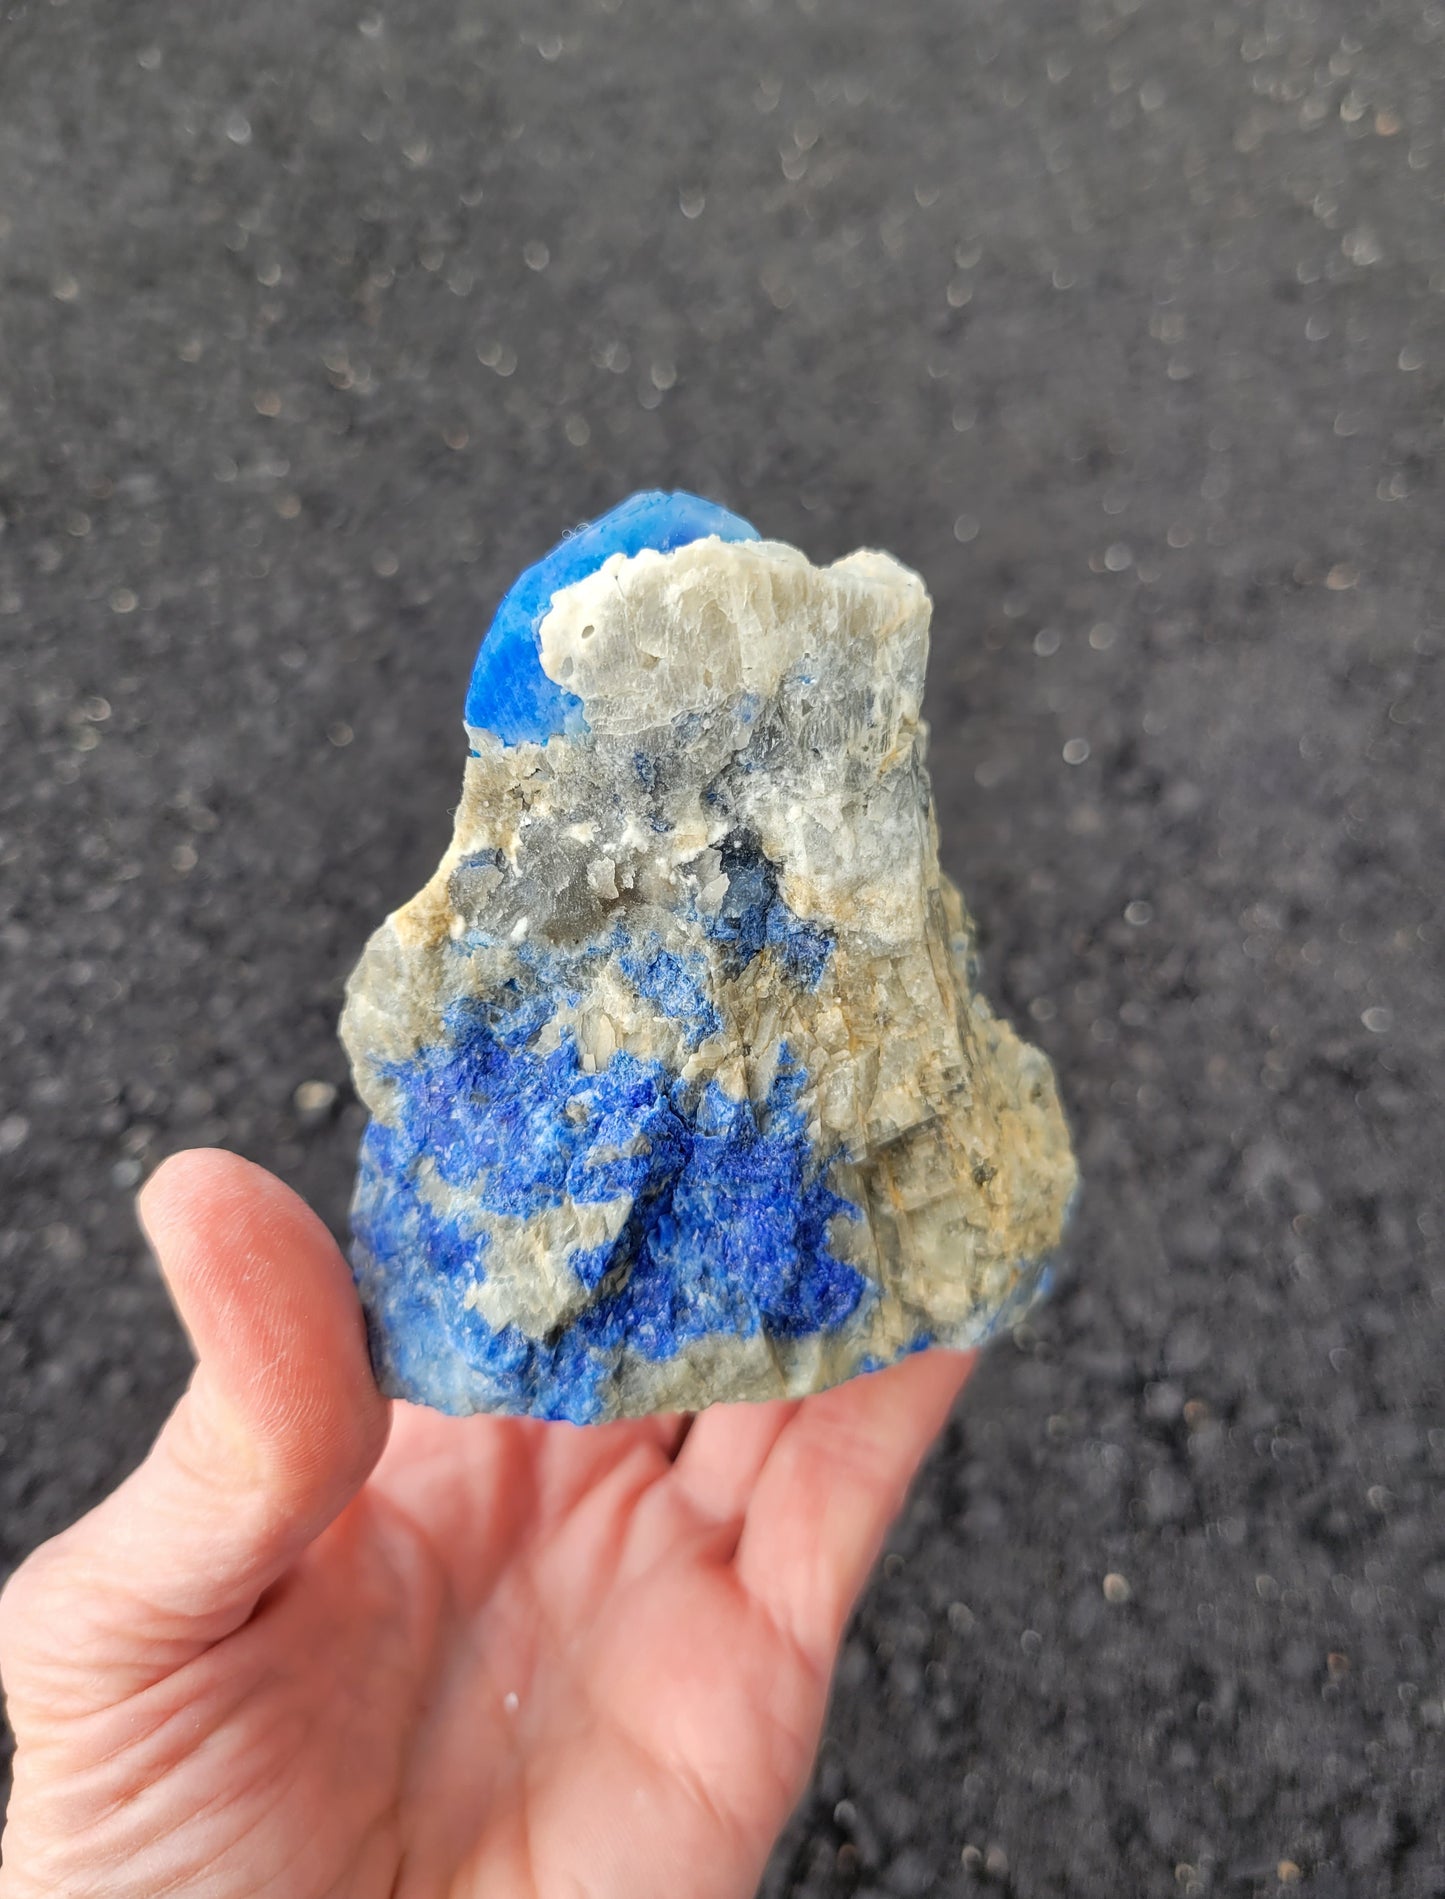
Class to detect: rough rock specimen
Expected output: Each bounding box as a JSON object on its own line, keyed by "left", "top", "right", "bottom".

{"left": 341, "top": 492, "right": 1077, "bottom": 1421}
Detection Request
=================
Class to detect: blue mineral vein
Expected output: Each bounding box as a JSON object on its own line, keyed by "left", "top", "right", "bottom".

{"left": 465, "top": 490, "right": 761, "bottom": 745}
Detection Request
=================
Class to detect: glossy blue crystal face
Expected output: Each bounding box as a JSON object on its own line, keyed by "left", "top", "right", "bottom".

{"left": 464, "top": 490, "right": 761, "bottom": 745}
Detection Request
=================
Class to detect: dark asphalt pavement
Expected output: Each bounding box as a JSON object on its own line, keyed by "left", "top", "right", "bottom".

{"left": 1, "top": 1, "right": 1442, "bottom": 1892}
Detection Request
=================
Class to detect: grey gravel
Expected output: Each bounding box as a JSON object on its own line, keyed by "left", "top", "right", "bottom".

{"left": 2, "top": 0, "right": 1443, "bottom": 1894}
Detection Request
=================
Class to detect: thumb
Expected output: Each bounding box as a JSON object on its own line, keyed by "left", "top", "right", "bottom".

{"left": 0, "top": 1149, "right": 389, "bottom": 1714}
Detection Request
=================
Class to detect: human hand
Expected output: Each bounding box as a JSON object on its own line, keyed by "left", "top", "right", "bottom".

{"left": 0, "top": 1150, "right": 972, "bottom": 1899}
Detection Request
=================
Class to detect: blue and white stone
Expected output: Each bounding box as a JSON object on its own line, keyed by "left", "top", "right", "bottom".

{"left": 341, "top": 492, "right": 1077, "bottom": 1421}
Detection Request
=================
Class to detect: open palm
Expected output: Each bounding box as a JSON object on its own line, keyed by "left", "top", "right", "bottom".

{"left": 0, "top": 1152, "right": 971, "bottom": 1899}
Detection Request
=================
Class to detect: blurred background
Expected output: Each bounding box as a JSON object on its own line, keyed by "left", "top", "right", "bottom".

{"left": 1, "top": 0, "right": 1441, "bottom": 1892}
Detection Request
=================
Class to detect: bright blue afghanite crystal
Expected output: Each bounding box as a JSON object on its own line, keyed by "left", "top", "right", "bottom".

{"left": 464, "top": 490, "right": 761, "bottom": 745}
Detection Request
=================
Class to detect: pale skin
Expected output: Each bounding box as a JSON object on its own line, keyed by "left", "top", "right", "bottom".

{"left": 0, "top": 1150, "right": 972, "bottom": 1899}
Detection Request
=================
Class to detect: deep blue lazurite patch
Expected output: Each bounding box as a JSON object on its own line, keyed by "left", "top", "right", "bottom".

{"left": 351, "top": 995, "right": 868, "bottom": 1422}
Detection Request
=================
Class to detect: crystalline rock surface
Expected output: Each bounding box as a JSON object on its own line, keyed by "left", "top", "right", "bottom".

{"left": 341, "top": 492, "right": 1077, "bottom": 1421}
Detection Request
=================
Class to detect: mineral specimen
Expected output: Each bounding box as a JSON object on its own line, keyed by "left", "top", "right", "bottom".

{"left": 340, "top": 492, "right": 1076, "bottom": 1421}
